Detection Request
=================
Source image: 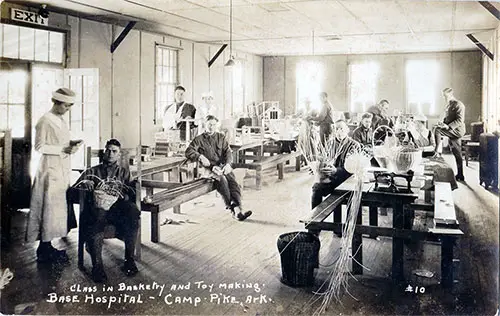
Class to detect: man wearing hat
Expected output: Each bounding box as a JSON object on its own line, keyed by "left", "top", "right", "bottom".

{"left": 26, "top": 87, "right": 81, "bottom": 263}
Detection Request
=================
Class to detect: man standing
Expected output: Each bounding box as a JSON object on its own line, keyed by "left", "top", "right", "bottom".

{"left": 163, "top": 85, "right": 197, "bottom": 141}
{"left": 72, "top": 139, "right": 140, "bottom": 282}
{"left": 26, "top": 87, "right": 80, "bottom": 263}
{"left": 185, "top": 115, "right": 252, "bottom": 221}
{"left": 433, "top": 88, "right": 466, "bottom": 181}
{"left": 309, "top": 92, "right": 345, "bottom": 145}
{"left": 311, "top": 120, "right": 361, "bottom": 209}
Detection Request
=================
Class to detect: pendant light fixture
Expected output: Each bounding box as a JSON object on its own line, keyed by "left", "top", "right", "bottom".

{"left": 225, "top": 0, "right": 235, "bottom": 67}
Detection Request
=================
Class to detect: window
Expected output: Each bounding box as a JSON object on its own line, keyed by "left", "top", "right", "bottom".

{"left": 155, "top": 45, "right": 178, "bottom": 123}
{"left": 296, "top": 61, "right": 323, "bottom": 113}
{"left": 406, "top": 60, "right": 439, "bottom": 116}
{"left": 0, "top": 69, "right": 27, "bottom": 138}
{"left": 349, "top": 62, "right": 379, "bottom": 113}
{"left": 232, "top": 60, "right": 244, "bottom": 116}
{"left": 0, "top": 24, "right": 65, "bottom": 63}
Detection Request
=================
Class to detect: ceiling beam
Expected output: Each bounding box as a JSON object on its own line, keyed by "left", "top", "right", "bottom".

{"left": 208, "top": 44, "right": 228, "bottom": 68}
{"left": 466, "top": 33, "right": 494, "bottom": 61}
{"left": 111, "top": 21, "right": 137, "bottom": 53}
{"left": 478, "top": 1, "right": 500, "bottom": 20}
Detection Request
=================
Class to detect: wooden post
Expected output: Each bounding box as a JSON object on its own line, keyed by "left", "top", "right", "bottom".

{"left": 135, "top": 144, "right": 142, "bottom": 259}
{"left": 277, "top": 162, "right": 284, "bottom": 180}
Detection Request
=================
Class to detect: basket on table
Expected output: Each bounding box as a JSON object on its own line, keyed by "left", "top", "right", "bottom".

{"left": 93, "top": 189, "right": 119, "bottom": 211}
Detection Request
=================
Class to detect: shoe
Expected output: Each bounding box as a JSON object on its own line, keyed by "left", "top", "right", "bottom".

{"left": 237, "top": 211, "right": 252, "bottom": 221}
{"left": 121, "top": 259, "right": 139, "bottom": 277}
{"left": 92, "top": 266, "right": 108, "bottom": 283}
{"left": 455, "top": 174, "right": 465, "bottom": 182}
{"left": 37, "top": 246, "right": 69, "bottom": 264}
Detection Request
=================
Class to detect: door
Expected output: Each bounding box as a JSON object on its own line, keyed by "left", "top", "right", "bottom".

{"left": 0, "top": 61, "right": 31, "bottom": 209}
{"left": 64, "top": 68, "right": 100, "bottom": 171}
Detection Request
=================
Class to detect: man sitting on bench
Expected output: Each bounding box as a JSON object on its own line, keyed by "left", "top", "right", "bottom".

{"left": 312, "top": 120, "right": 361, "bottom": 209}
{"left": 73, "top": 138, "right": 140, "bottom": 282}
{"left": 186, "top": 115, "right": 252, "bottom": 221}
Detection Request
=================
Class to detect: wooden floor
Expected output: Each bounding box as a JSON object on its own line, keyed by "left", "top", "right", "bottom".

{"left": 1, "top": 155, "right": 498, "bottom": 315}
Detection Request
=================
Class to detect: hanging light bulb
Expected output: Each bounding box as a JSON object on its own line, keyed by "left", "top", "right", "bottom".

{"left": 225, "top": 0, "right": 234, "bottom": 67}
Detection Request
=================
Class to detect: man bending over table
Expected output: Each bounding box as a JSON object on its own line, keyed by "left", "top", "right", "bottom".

{"left": 186, "top": 115, "right": 252, "bottom": 221}
{"left": 71, "top": 138, "right": 140, "bottom": 282}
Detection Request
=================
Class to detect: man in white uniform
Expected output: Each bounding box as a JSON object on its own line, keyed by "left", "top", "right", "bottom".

{"left": 26, "top": 87, "right": 81, "bottom": 263}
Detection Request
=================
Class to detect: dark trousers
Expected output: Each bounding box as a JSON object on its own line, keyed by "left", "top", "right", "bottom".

{"left": 214, "top": 172, "right": 242, "bottom": 208}
{"left": 434, "top": 127, "right": 464, "bottom": 177}
{"left": 87, "top": 199, "right": 140, "bottom": 267}
{"left": 311, "top": 171, "right": 351, "bottom": 209}
{"left": 319, "top": 124, "right": 332, "bottom": 145}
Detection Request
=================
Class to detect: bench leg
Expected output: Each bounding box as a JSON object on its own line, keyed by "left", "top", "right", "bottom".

{"left": 441, "top": 236, "right": 454, "bottom": 288}
{"left": 256, "top": 167, "right": 262, "bottom": 190}
{"left": 278, "top": 163, "right": 284, "bottom": 180}
{"left": 352, "top": 205, "right": 363, "bottom": 275}
{"left": 392, "top": 202, "right": 405, "bottom": 284}
{"left": 173, "top": 205, "right": 181, "bottom": 214}
{"left": 333, "top": 205, "right": 342, "bottom": 237}
{"left": 295, "top": 156, "right": 301, "bottom": 171}
{"left": 369, "top": 206, "right": 378, "bottom": 239}
{"left": 151, "top": 210, "right": 159, "bottom": 243}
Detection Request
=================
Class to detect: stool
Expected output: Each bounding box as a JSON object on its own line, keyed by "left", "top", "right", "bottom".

{"left": 464, "top": 141, "right": 480, "bottom": 166}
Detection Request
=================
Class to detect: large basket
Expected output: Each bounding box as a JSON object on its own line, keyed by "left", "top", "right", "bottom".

{"left": 277, "top": 232, "right": 320, "bottom": 287}
{"left": 94, "top": 190, "right": 119, "bottom": 211}
{"left": 394, "top": 148, "right": 422, "bottom": 172}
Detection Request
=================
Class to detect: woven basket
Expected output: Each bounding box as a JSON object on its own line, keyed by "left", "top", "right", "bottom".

{"left": 94, "top": 189, "right": 119, "bottom": 211}
{"left": 277, "top": 232, "right": 320, "bottom": 287}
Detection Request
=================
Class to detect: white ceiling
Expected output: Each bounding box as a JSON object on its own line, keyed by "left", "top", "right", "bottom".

{"left": 8, "top": 0, "right": 500, "bottom": 56}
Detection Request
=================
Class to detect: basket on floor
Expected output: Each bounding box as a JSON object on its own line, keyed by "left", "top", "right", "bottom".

{"left": 277, "top": 231, "right": 320, "bottom": 287}
{"left": 94, "top": 190, "right": 118, "bottom": 211}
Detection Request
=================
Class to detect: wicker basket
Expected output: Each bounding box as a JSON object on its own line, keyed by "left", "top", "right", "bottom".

{"left": 277, "top": 232, "right": 320, "bottom": 287}
{"left": 94, "top": 189, "right": 119, "bottom": 211}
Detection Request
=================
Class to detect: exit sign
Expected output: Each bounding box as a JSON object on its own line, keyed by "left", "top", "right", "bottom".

{"left": 11, "top": 8, "right": 48, "bottom": 26}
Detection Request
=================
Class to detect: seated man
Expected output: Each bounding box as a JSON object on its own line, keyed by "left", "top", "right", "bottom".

{"left": 407, "top": 114, "right": 435, "bottom": 157}
{"left": 352, "top": 112, "right": 373, "bottom": 147}
{"left": 311, "top": 120, "right": 361, "bottom": 209}
{"left": 185, "top": 115, "right": 252, "bottom": 221}
{"left": 72, "top": 139, "right": 140, "bottom": 282}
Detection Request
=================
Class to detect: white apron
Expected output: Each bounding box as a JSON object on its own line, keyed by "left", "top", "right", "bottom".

{"left": 26, "top": 112, "right": 71, "bottom": 242}
{"left": 162, "top": 102, "right": 186, "bottom": 131}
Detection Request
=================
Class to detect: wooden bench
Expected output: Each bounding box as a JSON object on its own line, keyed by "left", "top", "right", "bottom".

{"left": 233, "top": 150, "right": 302, "bottom": 190}
{"left": 140, "top": 178, "right": 216, "bottom": 243}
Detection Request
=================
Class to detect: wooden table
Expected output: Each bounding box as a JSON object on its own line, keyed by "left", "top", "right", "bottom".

{"left": 303, "top": 171, "right": 463, "bottom": 287}
{"left": 230, "top": 140, "right": 266, "bottom": 164}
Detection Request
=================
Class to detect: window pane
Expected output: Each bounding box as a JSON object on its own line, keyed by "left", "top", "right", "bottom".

{"left": 156, "top": 47, "right": 162, "bottom": 65}
{"left": 8, "top": 71, "right": 26, "bottom": 104}
{"left": 34, "top": 29, "right": 49, "bottom": 62}
{"left": 49, "top": 31, "right": 64, "bottom": 63}
{"left": 170, "top": 50, "right": 175, "bottom": 66}
{"left": 0, "top": 73, "right": 7, "bottom": 103}
{"left": 19, "top": 26, "right": 34, "bottom": 60}
{"left": 3, "top": 24, "right": 19, "bottom": 59}
{"left": 0, "top": 24, "right": 3, "bottom": 57}
{"left": 156, "top": 65, "right": 163, "bottom": 82}
{"left": 0, "top": 105, "right": 7, "bottom": 130}
{"left": 9, "top": 105, "right": 25, "bottom": 137}
{"left": 163, "top": 49, "right": 169, "bottom": 66}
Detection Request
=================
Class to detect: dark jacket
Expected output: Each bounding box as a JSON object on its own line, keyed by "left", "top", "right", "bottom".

{"left": 367, "top": 105, "right": 393, "bottom": 129}
{"left": 185, "top": 132, "right": 232, "bottom": 168}
{"left": 352, "top": 126, "right": 373, "bottom": 146}
{"left": 442, "top": 100, "right": 466, "bottom": 137}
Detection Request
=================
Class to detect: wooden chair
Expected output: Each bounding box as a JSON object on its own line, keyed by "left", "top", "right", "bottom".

{"left": 69, "top": 146, "right": 141, "bottom": 271}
